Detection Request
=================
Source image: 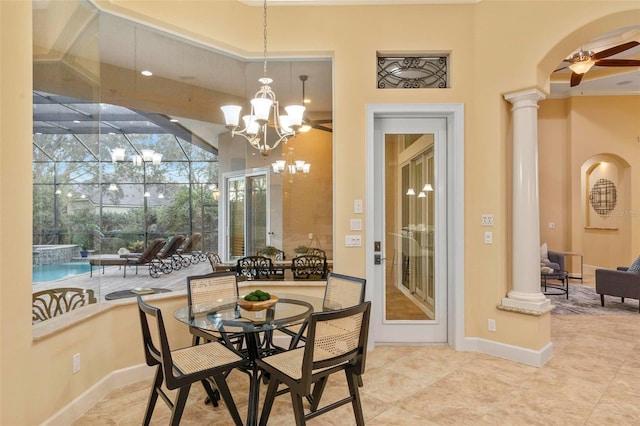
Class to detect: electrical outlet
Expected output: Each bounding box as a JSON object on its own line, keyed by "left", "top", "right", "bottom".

{"left": 72, "top": 353, "right": 81, "bottom": 374}
{"left": 488, "top": 319, "right": 496, "bottom": 332}
{"left": 484, "top": 231, "right": 493, "bottom": 244}
{"left": 481, "top": 214, "right": 494, "bottom": 226}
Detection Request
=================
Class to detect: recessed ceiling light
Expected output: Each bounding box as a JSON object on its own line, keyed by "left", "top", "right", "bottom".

{"left": 617, "top": 80, "right": 632, "bottom": 86}
{"left": 303, "top": 99, "right": 311, "bottom": 104}
{"left": 169, "top": 118, "right": 179, "bottom": 123}
{"left": 141, "top": 70, "right": 153, "bottom": 77}
{"left": 73, "top": 120, "right": 81, "bottom": 123}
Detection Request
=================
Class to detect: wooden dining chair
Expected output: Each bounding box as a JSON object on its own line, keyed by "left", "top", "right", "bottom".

{"left": 257, "top": 301, "right": 371, "bottom": 426}
{"left": 136, "top": 296, "right": 245, "bottom": 426}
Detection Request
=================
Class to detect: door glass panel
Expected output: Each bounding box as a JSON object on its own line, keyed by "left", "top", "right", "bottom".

{"left": 247, "top": 175, "right": 267, "bottom": 255}
{"left": 385, "top": 134, "right": 434, "bottom": 321}
{"left": 228, "top": 177, "right": 245, "bottom": 258}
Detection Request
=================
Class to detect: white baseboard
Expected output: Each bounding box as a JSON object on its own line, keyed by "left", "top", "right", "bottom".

{"left": 462, "top": 337, "right": 554, "bottom": 367}
{"left": 41, "top": 364, "right": 153, "bottom": 426}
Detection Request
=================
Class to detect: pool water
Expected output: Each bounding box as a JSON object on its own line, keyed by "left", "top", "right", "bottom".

{"left": 33, "top": 262, "right": 91, "bottom": 282}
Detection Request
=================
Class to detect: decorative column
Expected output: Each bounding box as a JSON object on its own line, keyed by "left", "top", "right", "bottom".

{"left": 502, "top": 89, "right": 551, "bottom": 313}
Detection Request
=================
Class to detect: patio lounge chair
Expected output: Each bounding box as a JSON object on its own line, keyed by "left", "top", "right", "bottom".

{"left": 124, "top": 238, "right": 168, "bottom": 278}
{"left": 176, "top": 233, "right": 205, "bottom": 267}
{"left": 153, "top": 235, "right": 186, "bottom": 274}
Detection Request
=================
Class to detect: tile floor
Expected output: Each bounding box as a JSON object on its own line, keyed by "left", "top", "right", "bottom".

{"left": 74, "top": 272, "right": 640, "bottom": 425}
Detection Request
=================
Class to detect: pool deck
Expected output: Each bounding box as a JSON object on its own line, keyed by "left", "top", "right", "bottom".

{"left": 31, "top": 257, "right": 212, "bottom": 301}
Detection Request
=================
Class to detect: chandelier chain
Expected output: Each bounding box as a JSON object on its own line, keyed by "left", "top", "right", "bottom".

{"left": 263, "top": 0, "right": 268, "bottom": 78}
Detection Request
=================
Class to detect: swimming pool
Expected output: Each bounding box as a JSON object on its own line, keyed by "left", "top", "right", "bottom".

{"left": 32, "top": 262, "right": 91, "bottom": 283}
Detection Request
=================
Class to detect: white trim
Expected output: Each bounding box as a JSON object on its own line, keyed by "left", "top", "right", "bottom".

{"left": 462, "top": 338, "right": 554, "bottom": 367}
{"left": 365, "top": 103, "right": 464, "bottom": 350}
{"left": 41, "top": 364, "right": 153, "bottom": 426}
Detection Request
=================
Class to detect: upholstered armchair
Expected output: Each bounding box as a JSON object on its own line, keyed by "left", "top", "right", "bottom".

{"left": 544, "top": 250, "right": 566, "bottom": 272}
{"left": 595, "top": 267, "right": 640, "bottom": 312}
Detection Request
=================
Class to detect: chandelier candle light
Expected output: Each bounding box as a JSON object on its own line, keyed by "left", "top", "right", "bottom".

{"left": 271, "top": 147, "right": 310, "bottom": 182}
{"left": 220, "top": 0, "right": 305, "bottom": 157}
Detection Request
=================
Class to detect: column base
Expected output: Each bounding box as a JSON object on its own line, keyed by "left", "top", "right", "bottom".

{"left": 501, "top": 290, "right": 552, "bottom": 314}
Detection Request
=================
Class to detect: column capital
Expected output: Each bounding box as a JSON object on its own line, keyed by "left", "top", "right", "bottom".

{"left": 504, "top": 88, "right": 546, "bottom": 106}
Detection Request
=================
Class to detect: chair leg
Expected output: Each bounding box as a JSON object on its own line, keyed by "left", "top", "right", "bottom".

{"left": 309, "top": 377, "right": 328, "bottom": 412}
{"left": 345, "top": 369, "right": 365, "bottom": 426}
{"left": 142, "top": 367, "right": 163, "bottom": 426}
{"left": 259, "top": 376, "right": 280, "bottom": 426}
{"left": 600, "top": 294, "right": 605, "bottom": 306}
{"left": 357, "top": 375, "right": 364, "bottom": 387}
{"left": 621, "top": 297, "right": 625, "bottom": 303}
{"left": 212, "top": 374, "right": 243, "bottom": 426}
{"left": 290, "top": 391, "right": 307, "bottom": 426}
{"left": 169, "top": 385, "right": 191, "bottom": 426}
{"left": 201, "top": 378, "right": 220, "bottom": 407}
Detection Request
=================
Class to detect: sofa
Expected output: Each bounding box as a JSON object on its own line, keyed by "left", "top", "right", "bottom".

{"left": 595, "top": 266, "right": 640, "bottom": 313}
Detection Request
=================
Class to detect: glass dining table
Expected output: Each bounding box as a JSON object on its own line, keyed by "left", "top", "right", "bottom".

{"left": 174, "top": 293, "right": 324, "bottom": 426}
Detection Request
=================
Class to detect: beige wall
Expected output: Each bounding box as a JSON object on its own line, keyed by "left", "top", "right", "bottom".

{"left": 2, "top": 1, "right": 639, "bottom": 424}
{"left": 539, "top": 96, "right": 640, "bottom": 268}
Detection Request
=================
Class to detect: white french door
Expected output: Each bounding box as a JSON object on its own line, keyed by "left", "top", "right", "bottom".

{"left": 220, "top": 168, "right": 272, "bottom": 261}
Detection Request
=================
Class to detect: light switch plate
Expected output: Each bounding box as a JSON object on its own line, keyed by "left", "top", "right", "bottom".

{"left": 354, "top": 199, "right": 363, "bottom": 214}
{"left": 345, "top": 235, "right": 362, "bottom": 247}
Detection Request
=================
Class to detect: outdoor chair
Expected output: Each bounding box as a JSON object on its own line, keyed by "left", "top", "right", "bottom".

{"left": 176, "top": 232, "right": 206, "bottom": 266}
{"left": 32, "top": 287, "right": 97, "bottom": 323}
{"left": 118, "top": 238, "right": 167, "bottom": 278}
{"left": 137, "top": 296, "right": 245, "bottom": 426}
{"left": 257, "top": 301, "right": 371, "bottom": 426}
{"left": 236, "top": 255, "right": 273, "bottom": 281}
{"left": 151, "top": 235, "right": 186, "bottom": 274}
{"left": 257, "top": 247, "right": 286, "bottom": 280}
{"left": 291, "top": 255, "right": 327, "bottom": 280}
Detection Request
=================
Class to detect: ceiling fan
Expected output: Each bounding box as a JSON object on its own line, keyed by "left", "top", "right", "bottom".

{"left": 554, "top": 41, "right": 640, "bottom": 87}
{"left": 299, "top": 75, "right": 332, "bottom": 133}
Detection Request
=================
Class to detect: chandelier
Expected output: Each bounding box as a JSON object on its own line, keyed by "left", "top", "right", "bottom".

{"left": 271, "top": 147, "right": 310, "bottom": 183}
{"left": 220, "top": 0, "right": 305, "bottom": 157}
{"left": 110, "top": 148, "right": 162, "bottom": 165}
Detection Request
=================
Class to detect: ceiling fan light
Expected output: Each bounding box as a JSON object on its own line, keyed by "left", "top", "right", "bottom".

{"left": 569, "top": 60, "right": 595, "bottom": 75}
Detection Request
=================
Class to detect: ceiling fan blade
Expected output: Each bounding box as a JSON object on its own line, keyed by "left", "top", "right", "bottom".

{"left": 592, "top": 41, "right": 640, "bottom": 60}
{"left": 594, "top": 59, "right": 640, "bottom": 67}
{"left": 570, "top": 72, "right": 584, "bottom": 87}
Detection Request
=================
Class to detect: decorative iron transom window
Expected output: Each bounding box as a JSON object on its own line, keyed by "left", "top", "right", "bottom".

{"left": 589, "top": 178, "right": 617, "bottom": 215}
{"left": 377, "top": 55, "right": 449, "bottom": 89}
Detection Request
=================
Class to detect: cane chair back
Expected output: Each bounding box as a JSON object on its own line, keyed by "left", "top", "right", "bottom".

{"left": 323, "top": 272, "right": 367, "bottom": 311}
{"left": 188, "top": 271, "right": 238, "bottom": 311}
{"left": 136, "top": 296, "right": 245, "bottom": 425}
{"left": 32, "top": 288, "right": 97, "bottom": 323}
{"left": 257, "top": 302, "right": 371, "bottom": 426}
